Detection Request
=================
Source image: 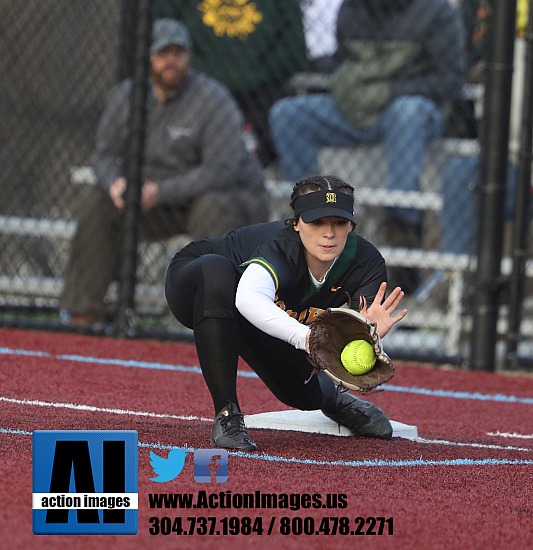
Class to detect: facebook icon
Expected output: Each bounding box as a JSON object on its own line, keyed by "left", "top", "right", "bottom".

{"left": 194, "top": 449, "right": 228, "bottom": 483}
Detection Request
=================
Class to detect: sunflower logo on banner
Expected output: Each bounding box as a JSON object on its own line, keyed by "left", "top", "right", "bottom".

{"left": 198, "top": 0, "right": 263, "bottom": 39}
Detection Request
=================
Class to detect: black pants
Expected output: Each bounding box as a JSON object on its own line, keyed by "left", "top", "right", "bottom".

{"left": 165, "top": 253, "right": 337, "bottom": 415}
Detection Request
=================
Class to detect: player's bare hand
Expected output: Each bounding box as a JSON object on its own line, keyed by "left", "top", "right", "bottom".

{"left": 109, "top": 177, "right": 127, "bottom": 210}
{"left": 359, "top": 282, "right": 407, "bottom": 338}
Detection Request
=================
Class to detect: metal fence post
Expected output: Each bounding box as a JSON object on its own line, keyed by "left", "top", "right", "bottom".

{"left": 506, "top": 0, "right": 533, "bottom": 368}
{"left": 470, "top": 0, "right": 517, "bottom": 371}
{"left": 115, "top": 0, "right": 154, "bottom": 337}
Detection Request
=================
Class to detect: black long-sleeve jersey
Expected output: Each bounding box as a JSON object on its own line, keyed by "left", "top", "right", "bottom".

{"left": 170, "top": 220, "right": 386, "bottom": 325}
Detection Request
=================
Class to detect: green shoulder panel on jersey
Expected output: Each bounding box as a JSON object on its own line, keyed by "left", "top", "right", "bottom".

{"left": 330, "top": 233, "right": 357, "bottom": 278}
{"left": 298, "top": 233, "right": 358, "bottom": 304}
{"left": 240, "top": 257, "right": 279, "bottom": 290}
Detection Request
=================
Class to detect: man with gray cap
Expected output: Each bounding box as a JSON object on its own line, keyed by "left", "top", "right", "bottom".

{"left": 60, "top": 18, "right": 268, "bottom": 325}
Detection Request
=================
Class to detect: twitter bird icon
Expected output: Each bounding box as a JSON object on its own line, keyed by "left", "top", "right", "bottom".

{"left": 149, "top": 448, "right": 188, "bottom": 482}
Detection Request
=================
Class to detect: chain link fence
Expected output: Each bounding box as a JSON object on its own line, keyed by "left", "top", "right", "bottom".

{"left": 0, "top": 0, "right": 122, "bottom": 302}
{"left": 0, "top": 0, "right": 531, "bottom": 368}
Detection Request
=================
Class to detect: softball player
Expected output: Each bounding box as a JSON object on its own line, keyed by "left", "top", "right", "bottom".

{"left": 165, "top": 175, "right": 407, "bottom": 450}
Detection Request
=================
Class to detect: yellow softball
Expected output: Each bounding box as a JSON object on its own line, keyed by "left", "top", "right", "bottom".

{"left": 340, "top": 340, "right": 376, "bottom": 375}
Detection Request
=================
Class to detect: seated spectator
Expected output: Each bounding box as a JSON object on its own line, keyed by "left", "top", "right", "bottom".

{"left": 155, "top": 0, "right": 309, "bottom": 167}
{"left": 60, "top": 18, "right": 267, "bottom": 325}
{"left": 440, "top": 157, "right": 519, "bottom": 255}
{"left": 440, "top": 0, "right": 531, "bottom": 256}
{"left": 269, "top": 0, "right": 467, "bottom": 293}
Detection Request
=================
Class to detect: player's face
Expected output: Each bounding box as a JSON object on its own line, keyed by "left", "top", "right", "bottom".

{"left": 295, "top": 216, "right": 353, "bottom": 272}
{"left": 151, "top": 45, "right": 190, "bottom": 92}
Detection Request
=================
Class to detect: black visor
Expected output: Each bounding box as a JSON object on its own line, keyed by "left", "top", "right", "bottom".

{"left": 293, "top": 190, "right": 355, "bottom": 223}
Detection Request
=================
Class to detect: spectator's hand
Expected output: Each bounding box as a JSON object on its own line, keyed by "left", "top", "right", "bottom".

{"left": 359, "top": 282, "right": 407, "bottom": 338}
{"left": 109, "top": 177, "right": 127, "bottom": 210}
{"left": 141, "top": 181, "right": 159, "bottom": 211}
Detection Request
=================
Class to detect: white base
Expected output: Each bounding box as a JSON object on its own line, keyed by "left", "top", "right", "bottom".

{"left": 244, "top": 409, "right": 418, "bottom": 440}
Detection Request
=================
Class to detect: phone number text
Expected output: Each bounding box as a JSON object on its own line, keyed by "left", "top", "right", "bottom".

{"left": 149, "top": 515, "right": 394, "bottom": 536}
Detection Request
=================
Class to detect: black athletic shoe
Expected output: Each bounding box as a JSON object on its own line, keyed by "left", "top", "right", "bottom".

{"left": 210, "top": 402, "right": 257, "bottom": 451}
{"left": 321, "top": 391, "right": 393, "bottom": 439}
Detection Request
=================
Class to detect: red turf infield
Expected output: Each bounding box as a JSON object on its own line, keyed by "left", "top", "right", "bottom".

{"left": 1, "top": 327, "right": 532, "bottom": 549}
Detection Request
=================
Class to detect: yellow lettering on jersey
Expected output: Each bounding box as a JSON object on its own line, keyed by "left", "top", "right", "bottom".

{"left": 286, "top": 309, "right": 299, "bottom": 320}
{"left": 306, "top": 308, "right": 324, "bottom": 324}
{"left": 198, "top": 0, "right": 263, "bottom": 39}
{"left": 275, "top": 300, "right": 325, "bottom": 325}
{"left": 276, "top": 300, "right": 298, "bottom": 319}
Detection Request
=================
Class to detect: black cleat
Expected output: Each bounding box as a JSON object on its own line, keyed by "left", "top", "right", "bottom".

{"left": 210, "top": 402, "right": 257, "bottom": 451}
{"left": 321, "top": 391, "right": 393, "bottom": 439}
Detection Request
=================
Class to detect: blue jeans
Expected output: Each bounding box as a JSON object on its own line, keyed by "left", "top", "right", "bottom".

{"left": 269, "top": 94, "right": 444, "bottom": 225}
{"left": 441, "top": 156, "right": 519, "bottom": 254}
